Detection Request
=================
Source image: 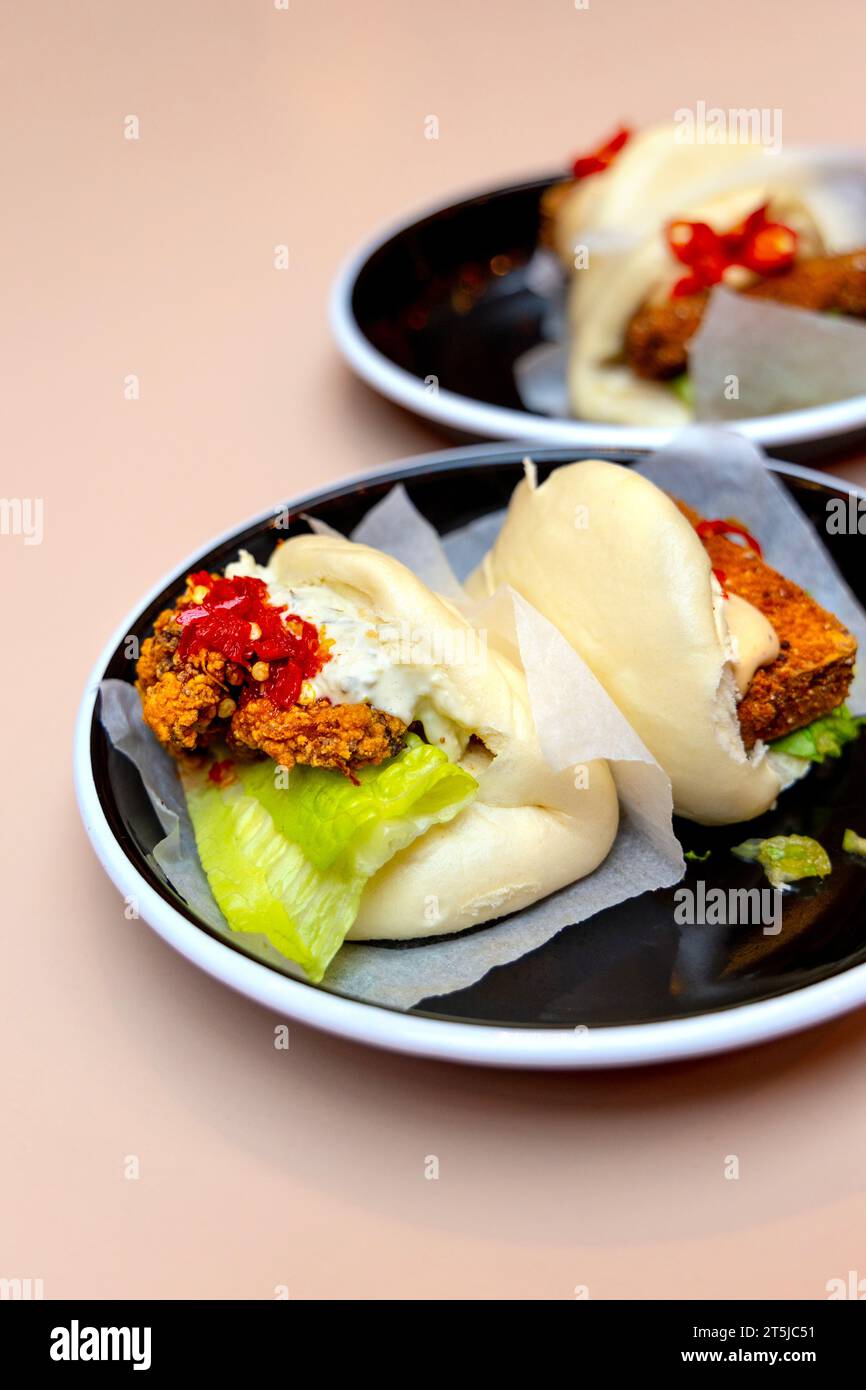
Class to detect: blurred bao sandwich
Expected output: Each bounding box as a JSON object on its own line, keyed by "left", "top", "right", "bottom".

{"left": 541, "top": 124, "right": 866, "bottom": 424}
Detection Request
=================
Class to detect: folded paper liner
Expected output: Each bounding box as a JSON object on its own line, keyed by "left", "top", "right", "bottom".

{"left": 99, "top": 428, "right": 866, "bottom": 1010}
{"left": 689, "top": 288, "right": 866, "bottom": 420}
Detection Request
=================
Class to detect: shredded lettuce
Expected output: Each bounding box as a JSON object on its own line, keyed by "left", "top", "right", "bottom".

{"left": 181, "top": 734, "right": 477, "bottom": 982}
{"left": 770, "top": 704, "right": 865, "bottom": 763}
{"left": 669, "top": 373, "right": 694, "bottom": 408}
{"left": 732, "top": 834, "right": 832, "bottom": 889}
{"left": 684, "top": 849, "right": 711, "bottom": 862}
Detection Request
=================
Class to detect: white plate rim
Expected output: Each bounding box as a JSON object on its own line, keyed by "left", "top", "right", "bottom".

{"left": 329, "top": 177, "right": 866, "bottom": 451}
{"left": 73, "top": 444, "right": 866, "bottom": 1070}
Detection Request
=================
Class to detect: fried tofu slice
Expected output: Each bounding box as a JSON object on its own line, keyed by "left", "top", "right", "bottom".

{"left": 676, "top": 500, "right": 857, "bottom": 748}
{"left": 625, "top": 249, "right": 866, "bottom": 380}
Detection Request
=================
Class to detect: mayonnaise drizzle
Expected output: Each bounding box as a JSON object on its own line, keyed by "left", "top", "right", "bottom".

{"left": 224, "top": 550, "right": 468, "bottom": 757}
{"left": 723, "top": 592, "right": 781, "bottom": 696}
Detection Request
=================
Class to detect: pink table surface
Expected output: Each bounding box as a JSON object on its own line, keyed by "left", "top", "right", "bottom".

{"left": 3, "top": 0, "right": 866, "bottom": 1300}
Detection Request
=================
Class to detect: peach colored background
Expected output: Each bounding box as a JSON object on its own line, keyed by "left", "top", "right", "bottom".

{"left": 3, "top": 0, "right": 866, "bottom": 1301}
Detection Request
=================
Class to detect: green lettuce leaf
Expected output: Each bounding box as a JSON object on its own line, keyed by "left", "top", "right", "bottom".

{"left": 770, "top": 704, "right": 865, "bottom": 763}
{"left": 731, "top": 834, "right": 831, "bottom": 889}
{"left": 181, "top": 734, "right": 477, "bottom": 982}
{"left": 843, "top": 827, "right": 866, "bottom": 858}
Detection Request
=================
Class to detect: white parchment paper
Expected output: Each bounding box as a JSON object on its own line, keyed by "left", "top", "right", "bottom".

{"left": 689, "top": 288, "right": 866, "bottom": 420}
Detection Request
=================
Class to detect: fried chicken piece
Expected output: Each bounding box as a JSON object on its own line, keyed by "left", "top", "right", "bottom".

{"left": 624, "top": 291, "right": 709, "bottom": 380}
{"left": 746, "top": 247, "right": 866, "bottom": 315}
{"left": 135, "top": 582, "right": 247, "bottom": 756}
{"left": 228, "top": 696, "right": 407, "bottom": 774}
{"left": 136, "top": 575, "right": 409, "bottom": 773}
{"left": 676, "top": 500, "right": 857, "bottom": 748}
{"left": 625, "top": 249, "right": 866, "bottom": 380}
{"left": 137, "top": 646, "right": 239, "bottom": 755}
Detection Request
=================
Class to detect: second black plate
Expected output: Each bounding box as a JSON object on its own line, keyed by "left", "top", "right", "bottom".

{"left": 331, "top": 179, "right": 866, "bottom": 460}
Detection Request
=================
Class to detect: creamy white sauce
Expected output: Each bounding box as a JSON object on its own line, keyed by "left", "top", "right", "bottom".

{"left": 225, "top": 550, "right": 467, "bottom": 756}
{"left": 723, "top": 592, "right": 781, "bottom": 696}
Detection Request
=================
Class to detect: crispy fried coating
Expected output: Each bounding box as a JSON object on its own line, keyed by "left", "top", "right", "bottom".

{"left": 625, "top": 249, "right": 866, "bottom": 380}
{"left": 138, "top": 657, "right": 219, "bottom": 754}
{"left": 624, "top": 291, "right": 709, "bottom": 380}
{"left": 676, "top": 500, "right": 857, "bottom": 748}
{"left": 746, "top": 248, "right": 866, "bottom": 315}
{"left": 228, "top": 696, "right": 407, "bottom": 773}
{"left": 135, "top": 580, "right": 408, "bottom": 773}
{"left": 135, "top": 581, "right": 246, "bottom": 756}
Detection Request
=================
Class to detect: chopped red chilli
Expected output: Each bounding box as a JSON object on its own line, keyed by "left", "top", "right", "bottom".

{"left": 667, "top": 203, "right": 798, "bottom": 298}
{"left": 572, "top": 126, "right": 631, "bottom": 179}
{"left": 177, "top": 570, "right": 329, "bottom": 710}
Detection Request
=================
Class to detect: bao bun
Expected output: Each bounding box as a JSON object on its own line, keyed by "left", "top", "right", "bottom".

{"left": 270, "top": 534, "right": 619, "bottom": 938}
{"left": 469, "top": 460, "right": 786, "bottom": 825}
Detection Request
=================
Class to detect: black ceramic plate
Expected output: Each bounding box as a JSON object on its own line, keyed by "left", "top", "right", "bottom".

{"left": 76, "top": 446, "right": 866, "bottom": 1067}
{"left": 331, "top": 179, "right": 866, "bottom": 461}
